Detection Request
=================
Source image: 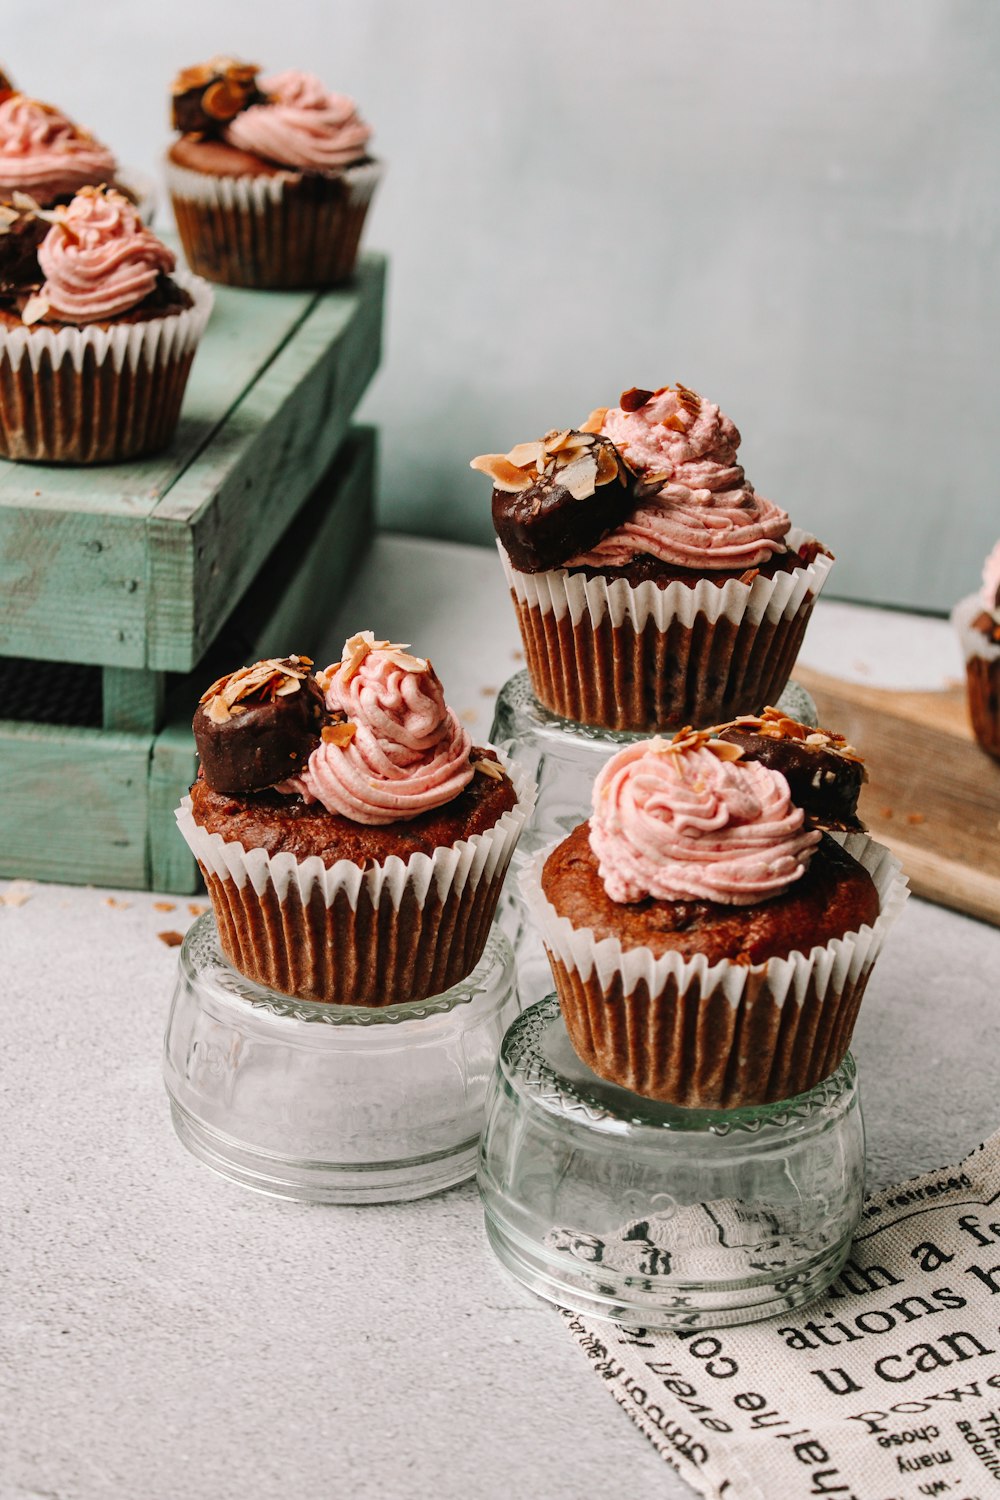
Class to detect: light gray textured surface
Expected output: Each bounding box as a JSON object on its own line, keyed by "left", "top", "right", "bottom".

{"left": 3, "top": 537, "right": 998, "bottom": 1500}
{"left": 3, "top": 2, "right": 997, "bottom": 606}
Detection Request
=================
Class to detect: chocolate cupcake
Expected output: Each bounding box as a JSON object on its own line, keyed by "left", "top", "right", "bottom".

{"left": 0, "top": 186, "right": 211, "bottom": 462}
{"left": 715, "top": 706, "right": 866, "bottom": 832}
{"left": 521, "top": 729, "right": 907, "bottom": 1108}
{"left": 166, "top": 58, "right": 381, "bottom": 288}
{"left": 176, "top": 635, "right": 533, "bottom": 1006}
{"left": 472, "top": 385, "right": 832, "bottom": 732}
{"left": 952, "top": 540, "right": 1000, "bottom": 761}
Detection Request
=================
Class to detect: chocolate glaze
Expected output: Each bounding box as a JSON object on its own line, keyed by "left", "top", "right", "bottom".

{"left": 493, "top": 433, "right": 636, "bottom": 573}
{"left": 194, "top": 674, "right": 326, "bottom": 795}
{"left": 717, "top": 720, "right": 866, "bottom": 832}
{"left": 170, "top": 61, "right": 265, "bottom": 136}
{"left": 0, "top": 211, "right": 47, "bottom": 296}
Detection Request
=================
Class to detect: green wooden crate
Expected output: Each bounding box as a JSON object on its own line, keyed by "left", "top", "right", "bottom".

{"left": 0, "top": 253, "right": 385, "bottom": 735}
{"left": 0, "top": 426, "right": 377, "bottom": 893}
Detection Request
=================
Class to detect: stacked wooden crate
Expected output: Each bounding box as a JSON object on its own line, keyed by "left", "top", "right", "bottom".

{"left": 0, "top": 254, "right": 386, "bottom": 893}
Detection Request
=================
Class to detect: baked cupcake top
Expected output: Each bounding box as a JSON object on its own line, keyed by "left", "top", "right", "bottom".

{"left": 472, "top": 384, "right": 823, "bottom": 580}
{"left": 194, "top": 632, "right": 510, "bottom": 830}
{"left": 169, "top": 58, "right": 372, "bottom": 175}
{"left": 589, "top": 730, "right": 821, "bottom": 905}
{"left": 714, "top": 707, "right": 867, "bottom": 833}
{"left": 0, "top": 92, "right": 117, "bottom": 206}
{"left": 0, "top": 186, "right": 188, "bottom": 328}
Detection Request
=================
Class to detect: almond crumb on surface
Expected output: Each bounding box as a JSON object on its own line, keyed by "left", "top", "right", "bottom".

{"left": 511, "top": 649, "right": 524, "bottom": 661}
{"left": 105, "top": 897, "right": 131, "bottom": 910}
{"left": 187, "top": 903, "right": 208, "bottom": 917}
{"left": 480, "top": 685, "right": 497, "bottom": 697}
{"left": 906, "top": 812, "right": 926, "bottom": 825}
{"left": 0, "top": 879, "right": 35, "bottom": 908}
{"left": 879, "top": 807, "right": 894, "bottom": 820}
{"left": 459, "top": 709, "right": 478, "bottom": 724}
{"left": 153, "top": 901, "right": 176, "bottom": 912}
{"left": 157, "top": 930, "right": 184, "bottom": 948}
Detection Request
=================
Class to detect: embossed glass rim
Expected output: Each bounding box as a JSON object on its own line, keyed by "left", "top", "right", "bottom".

{"left": 501, "top": 995, "right": 857, "bottom": 1134}
{"left": 493, "top": 669, "right": 818, "bottom": 746}
{"left": 182, "top": 913, "right": 513, "bottom": 1026}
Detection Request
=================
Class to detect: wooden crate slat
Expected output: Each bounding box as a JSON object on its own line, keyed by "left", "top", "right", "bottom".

{"left": 147, "top": 256, "right": 385, "bottom": 671}
{"left": 0, "top": 255, "right": 384, "bottom": 670}
{"left": 0, "top": 720, "right": 151, "bottom": 887}
{"left": 102, "top": 666, "right": 166, "bottom": 734}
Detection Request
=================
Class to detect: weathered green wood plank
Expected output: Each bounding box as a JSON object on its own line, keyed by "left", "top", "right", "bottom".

{"left": 0, "top": 720, "right": 151, "bottom": 887}
{"left": 147, "top": 256, "right": 385, "bottom": 671}
{"left": 102, "top": 666, "right": 165, "bottom": 734}
{"left": 0, "top": 255, "right": 384, "bottom": 671}
{"left": 148, "top": 427, "right": 377, "bottom": 893}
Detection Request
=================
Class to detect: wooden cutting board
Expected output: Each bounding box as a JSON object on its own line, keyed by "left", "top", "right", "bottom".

{"left": 794, "top": 666, "right": 1000, "bottom": 927}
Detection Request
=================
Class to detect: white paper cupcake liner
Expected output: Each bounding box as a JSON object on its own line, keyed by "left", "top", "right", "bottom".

{"left": 520, "top": 831, "right": 908, "bottom": 1106}
{"left": 952, "top": 592, "right": 1000, "bottom": 664}
{"left": 175, "top": 751, "right": 535, "bottom": 1006}
{"left": 167, "top": 158, "right": 382, "bottom": 288}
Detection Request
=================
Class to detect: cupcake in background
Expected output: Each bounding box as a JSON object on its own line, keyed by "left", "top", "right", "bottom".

{"left": 521, "top": 728, "right": 906, "bottom": 1108}
{"left": 0, "top": 85, "right": 152, "bottom": 214}
{"left": 472, "top": 384, "right": 833, "bottom": 732}
{"left": 176, "top": 634, "right": 532, "bottom": 1006}
{"left": 0, "top": 186, "right": 212, "bottom": 462}
{"left": 952, "top": 541, "right": 1000, "bottom": 761}
{"left": 166, "top": 57, "right": 380, "bottom": 287}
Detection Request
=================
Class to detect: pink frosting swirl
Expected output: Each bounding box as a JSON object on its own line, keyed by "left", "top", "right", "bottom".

{"left": 296, "top": 637, "right": 474, "bottom": 825}
{"left": 0, "top": 95, "right": 116, "bottom": 204}
{"left": 981, "top": 540, "right": 1000, "bottom": 615}
{"left": 571, "top": 388, "right": 790, "bottom": 571}
{"left": 224, "top": 70, "right": 371, "bottom": 172}
{"left": 589, "top": 738, "right": 820, "bottom": 905}
{"left": 36, "top": 188, "right": 175, "bottom": 322}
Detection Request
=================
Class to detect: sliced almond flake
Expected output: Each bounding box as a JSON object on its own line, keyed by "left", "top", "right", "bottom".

{"left": 579, "top": 407, "right": 608, "bottom": 434}
{"left": 21, "top": 294, "right": 48, "bottom": 326}
{"left": 474, "top": 757, "right": 505, "bottom": 780}
{"left": 675, "top": 382, "right": 701, "bottom": 415}
{"left": 206, "top": 695, "right": 231, "bottom": 723}
{"left": 229, "top": 704, "right": 247, "bottom": 715}
{"left": 200, "top": 672, "right": 232, "bottom": 703}
{"left": 322, "top": 721, "right": 357, "bottom": 747}
{"left": 542, "top": 429, "right": 572, "bottom": 454}
{"left": 661, "top": 413, "right": 689, "bottom": 433}
{"left": 554, "top": 453, "right": 598, "bottom": 500}
{"left": 505, "top": 440, "right": 545, "bottom": 469}
{"left": 274, "top": 678, "right": 301, "bottom": 696}
{"left": 470, "top": 453, "right": 534, "bottom": 491}
{"left": 595, "top": 445, "right": 620, "bottom": 487}
{"left": 384, "top": 649, "right": 428, "bottom": 673}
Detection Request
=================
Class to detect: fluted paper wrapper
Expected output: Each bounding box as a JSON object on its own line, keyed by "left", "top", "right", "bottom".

{"left": 952, "top": 591, "right": 1000, "bottom": 757}
{"left": 520, "top": 831, "right": 908, "bottom": 1108}
{"left": 167, "top": 158, "right": 381, "bottom": 288}
{"left": 501, "top": 528, "right": 833, "bottom": 731}
{"left": 0, "top": 270, "right": 213, "bottom": 463}
{"left": 175, "top": 754, "right": 534, "bottom": 1007}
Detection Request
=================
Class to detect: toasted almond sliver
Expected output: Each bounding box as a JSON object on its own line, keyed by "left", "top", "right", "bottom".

{"left": 470, "top": 454, "right": 534, "bottom": 491}
{"left": 579, "top": 407, "right": 608, "bottom": 435}
{"left": 322, "top": 721, "right": 357, "bottom": 747}
{"left": 274, "top": 678, "right": 301, "bottom": 696}
{"left": 555, "top": 453, "right": 598, "bottom": 500}
{"left": 542, "top": 428, "right": 572, "bottom": 454}
{"left": 206, "top": 695, "right": 230, "bottom": 723}
{"left": 474, "top": 758, "right": 505, "bottom": 780}
{"left": 595, "top": 444, "right": 619, "bottom": 486}
{"left": 505, "top": 440, "right": 545, "bottom": 469}
{"left": 21, "top": 294, "right": 48, "bottom": 326}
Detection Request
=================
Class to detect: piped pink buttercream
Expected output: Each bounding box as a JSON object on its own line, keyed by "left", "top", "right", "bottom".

{"left": 36, "top": 188, "right": 175, "bottom": 323}
{"left": 295, "top": 634, "right": 474, "bottom": 825}
{"left": 589, "top": 737, "right": 820, "bottom": 905}
{"left": 571, "top": 388, "right": 789, "bottom": 571}
{"left": 224, "top": 70, "right": 371, "bottom": 172}
{"left": 0, "top": 94, "right": 116, "bottom": 204}
{"left": 981, "top": 540, "right": 1000, "bottom": 615}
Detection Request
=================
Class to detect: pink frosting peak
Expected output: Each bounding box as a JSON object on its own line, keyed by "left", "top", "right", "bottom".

{"left": 35, "top": 188, "right": 175, "bottom": 323}
{"left": 589, "top": 736, "right": 820, "bottom": 905}
{"left": 0, "top": 94, "right": 116, "bottom": 204}
{"left": 571, "top": 386, "right": 790, "bottom": 571}
{"left": 224, "top": 70, "right": 371, "bottom": 172}
{"left": 981, "top": 540, "right": 1000, "bottom": 615}
{"left": 296, "top": 633, "right": 474, "bottom": 825}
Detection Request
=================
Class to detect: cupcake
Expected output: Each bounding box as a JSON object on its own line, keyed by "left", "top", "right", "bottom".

{"left": 472, "top": 385, "right": 833, "bottom": 731}
{"left": 166, "top": 57, "right": 380, "bottom": 288}
{"left": 175, "top": 636, "right": 532, "bottom": 1006}
{"left": 952, "top": 540, "right": 1000, "bottom": 760}
{"left": 521, "top": 728, "right": 907, "bottom": 1108}
{"left": 0, "top": 186, "right": 211, "bottom": 463}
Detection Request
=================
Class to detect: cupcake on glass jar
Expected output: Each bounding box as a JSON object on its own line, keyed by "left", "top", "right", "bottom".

{"left": 472, "top": 384, "right": 833, "bottom": 732}
{"left": 521, "top": 728, "right": 907, "bottom": 1109}
{"left": 166, "top": 57, "right": 380, "bottom": 288}
{"left": 952, "top": 540, "right": 1000, "bottom": 761}
{"left": 0, "top": 185, "right": 211, "bottom": 462}
{"left": 176, "top": 634, "right": 532, "bottom": 1006}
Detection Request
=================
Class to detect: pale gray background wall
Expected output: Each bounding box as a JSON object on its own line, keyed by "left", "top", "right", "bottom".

{"left": 9, "top": 0, "right": 997, "bottom": 610}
